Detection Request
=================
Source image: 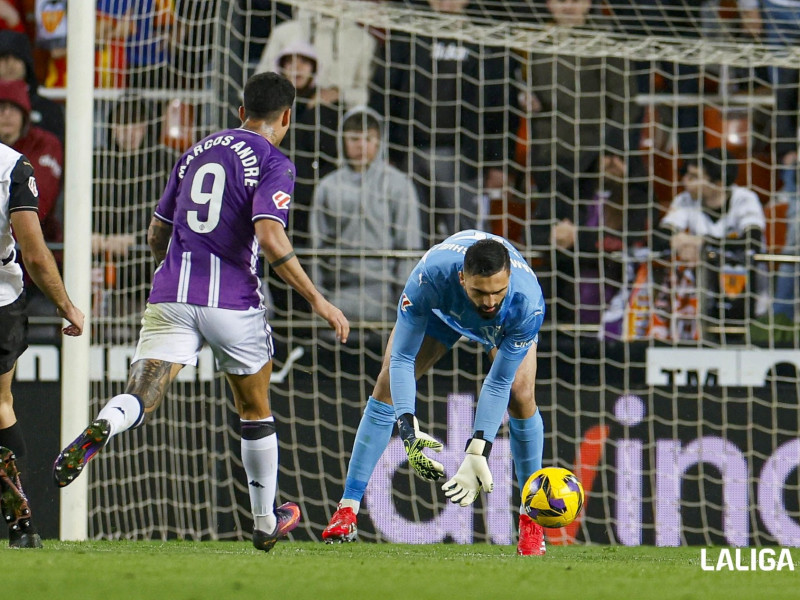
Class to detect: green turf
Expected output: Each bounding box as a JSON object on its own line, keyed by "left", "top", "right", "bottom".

{"left": 4, "top": 541, "right": 797, "bottom": 600}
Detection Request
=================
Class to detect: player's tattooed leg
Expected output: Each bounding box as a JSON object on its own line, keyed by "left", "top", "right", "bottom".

{"left": 124, "top": 359, "right": 182, "bottom": 423}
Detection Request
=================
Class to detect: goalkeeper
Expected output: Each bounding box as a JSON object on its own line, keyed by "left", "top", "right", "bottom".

{"left": 323, "top": 230, "right": 548, "bottom": 555}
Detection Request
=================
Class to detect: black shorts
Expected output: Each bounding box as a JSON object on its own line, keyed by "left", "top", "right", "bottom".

{"left": 0, "top": 292, "right": 28, "bottom": 376}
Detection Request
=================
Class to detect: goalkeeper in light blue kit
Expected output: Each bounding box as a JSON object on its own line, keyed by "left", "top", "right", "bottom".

{"left": 323, "top": 230, "right": 548, "bottom": 555}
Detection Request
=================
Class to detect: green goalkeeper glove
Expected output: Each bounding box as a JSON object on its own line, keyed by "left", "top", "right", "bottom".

{"left": 396, "top": 413, "right": 445, "bottom": 481}
{"left": 442, "top": 436, "right": 493, "bottom": 507}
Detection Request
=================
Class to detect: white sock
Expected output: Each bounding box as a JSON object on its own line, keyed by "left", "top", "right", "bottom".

{"left": 253, "top": 512, "right": 276, "bottom": 534}
{"left": 96, "top": 394, "right": 144, "bottom": 438}
{"left": 339, "top": 499, "right": 360, "bottom": 514}
{"left": 241, "top": 418, "right": 278, "bottom": 533}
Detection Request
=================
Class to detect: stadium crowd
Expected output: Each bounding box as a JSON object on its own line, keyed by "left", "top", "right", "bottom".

{"left": 1, "top": 1, "right": 798, "bottom": 346}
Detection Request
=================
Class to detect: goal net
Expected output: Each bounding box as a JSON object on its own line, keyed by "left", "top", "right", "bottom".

{"left": 83, "top": 0, "right": 800, "bottom": 546}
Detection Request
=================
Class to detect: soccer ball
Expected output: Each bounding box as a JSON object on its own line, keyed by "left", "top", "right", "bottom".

{"left": 521, "top": 467, "right": 585, "bottom": 528}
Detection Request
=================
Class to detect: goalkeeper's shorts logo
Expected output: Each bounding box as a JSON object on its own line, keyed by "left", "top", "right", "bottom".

{"left": 400, "top": 293, "right": 413, "bottom": 312}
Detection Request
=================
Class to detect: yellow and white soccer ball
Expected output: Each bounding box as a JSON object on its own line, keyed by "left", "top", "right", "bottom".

{"left": 521, "top": 467, "right": 585, "bottom": 528}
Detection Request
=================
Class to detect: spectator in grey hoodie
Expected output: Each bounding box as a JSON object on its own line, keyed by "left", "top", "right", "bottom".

{"left": 311, "top": 107, "right": 422, "bottom": 324}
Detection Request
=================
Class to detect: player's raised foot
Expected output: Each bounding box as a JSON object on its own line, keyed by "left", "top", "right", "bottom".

{"left": 0, "top": 447, "right": 42, "bottom": 549}
{"left": 322, "top": 504, "right": 358, "bottom": 543}
{"left": 53, "top": 419, "right": 111, "bottom": 488}
{"left": 252, "top": 502, "right": 301, "bottom": 552}
{"left": 517, "top": 513, "right": 546, "bottom": 556}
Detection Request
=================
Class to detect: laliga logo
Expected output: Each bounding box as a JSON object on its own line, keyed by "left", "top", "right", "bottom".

{"left": 272, "top": 191, "right": 291, "bottom": 209}
{"left": 700, "top": 548, "right": 794, "bottom": 571}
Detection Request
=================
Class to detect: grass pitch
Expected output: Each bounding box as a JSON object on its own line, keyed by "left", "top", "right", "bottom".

{"left": 4, "top": 541, "right": 797, "bottom": 600}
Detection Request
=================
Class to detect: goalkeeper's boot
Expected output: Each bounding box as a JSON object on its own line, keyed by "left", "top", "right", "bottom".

{"left": 517, "top": 513, "right": 546, "bottom": 556}
{"left": 52, "top": 419, "right": 111, "bottom": 488}
{"left": 0, "top": 447, "right": 42, "bottom": 548}
{"left": 252, "top": 502, "right": 301, "bottom": 552}
{"left": 321, "top": 504, "right": 358, "bottom": 543}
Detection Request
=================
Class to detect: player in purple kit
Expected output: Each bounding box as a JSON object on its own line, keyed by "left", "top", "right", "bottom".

{"left": 53, "top": 72, "right": 350, "bottom": 552}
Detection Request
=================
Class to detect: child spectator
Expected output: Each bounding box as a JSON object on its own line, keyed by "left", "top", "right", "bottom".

{"left": 310, "top": 107, "right": 422, "bottom": 324}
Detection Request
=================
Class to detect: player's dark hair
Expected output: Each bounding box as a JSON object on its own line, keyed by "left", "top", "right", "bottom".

{"left": 463, "top": 239, "right": 510, "bottom": 277}
{"left": 698, "top": 147, "right": 738, "bottom": 186}
{"left": 342, "top": 110, "right": 380, "bottom": 133}
{"left": 243, "top": 72, "right": 296, "bottom": 122}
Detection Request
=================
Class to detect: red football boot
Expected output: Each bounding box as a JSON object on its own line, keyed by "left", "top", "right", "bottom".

{"left": 517, "top": 513, "right": 546, "bottom": 556}
{"left": 322, "top": 504, "right": 358, "bottom": 543}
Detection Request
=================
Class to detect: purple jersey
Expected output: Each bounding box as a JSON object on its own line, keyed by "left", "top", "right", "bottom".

{"left": 149, "top": 128, "right": 295, "bottom": 309}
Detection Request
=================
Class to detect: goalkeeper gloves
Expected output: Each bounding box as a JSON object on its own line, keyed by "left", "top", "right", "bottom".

{"left": 396, "top": 413, "right": 445, "bottom": 481}
{"left": 442, "top": 436, "right": 493, "bottom": 507}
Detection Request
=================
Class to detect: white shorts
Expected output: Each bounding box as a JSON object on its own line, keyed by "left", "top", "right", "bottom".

{"left": 133, "top": 302, "right": 274, "bottom": 375}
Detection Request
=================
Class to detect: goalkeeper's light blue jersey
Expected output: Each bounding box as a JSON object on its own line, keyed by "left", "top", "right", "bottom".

{"left": 389, "top": 230, "right": 546, "bottom": 441}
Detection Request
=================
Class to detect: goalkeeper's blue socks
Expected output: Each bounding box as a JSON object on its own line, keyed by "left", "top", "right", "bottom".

{"left": 342, "top": 397, "right": 396, "bottom": 508}
{"left": 508, "top": 409, "right": 544, "bottom": 492}
{"left": 96, "top": 393, "right": 145, "bottom": 437}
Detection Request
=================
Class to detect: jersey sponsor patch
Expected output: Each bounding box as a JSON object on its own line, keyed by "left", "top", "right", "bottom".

{"left": 272, "top": 190, "right": 291, "bottom": 209}
{"left": 400, "top": 293, "right": 413, "bottom": 312}
{"left": 27, "top": 177, "right": 38, "bottom": 197}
